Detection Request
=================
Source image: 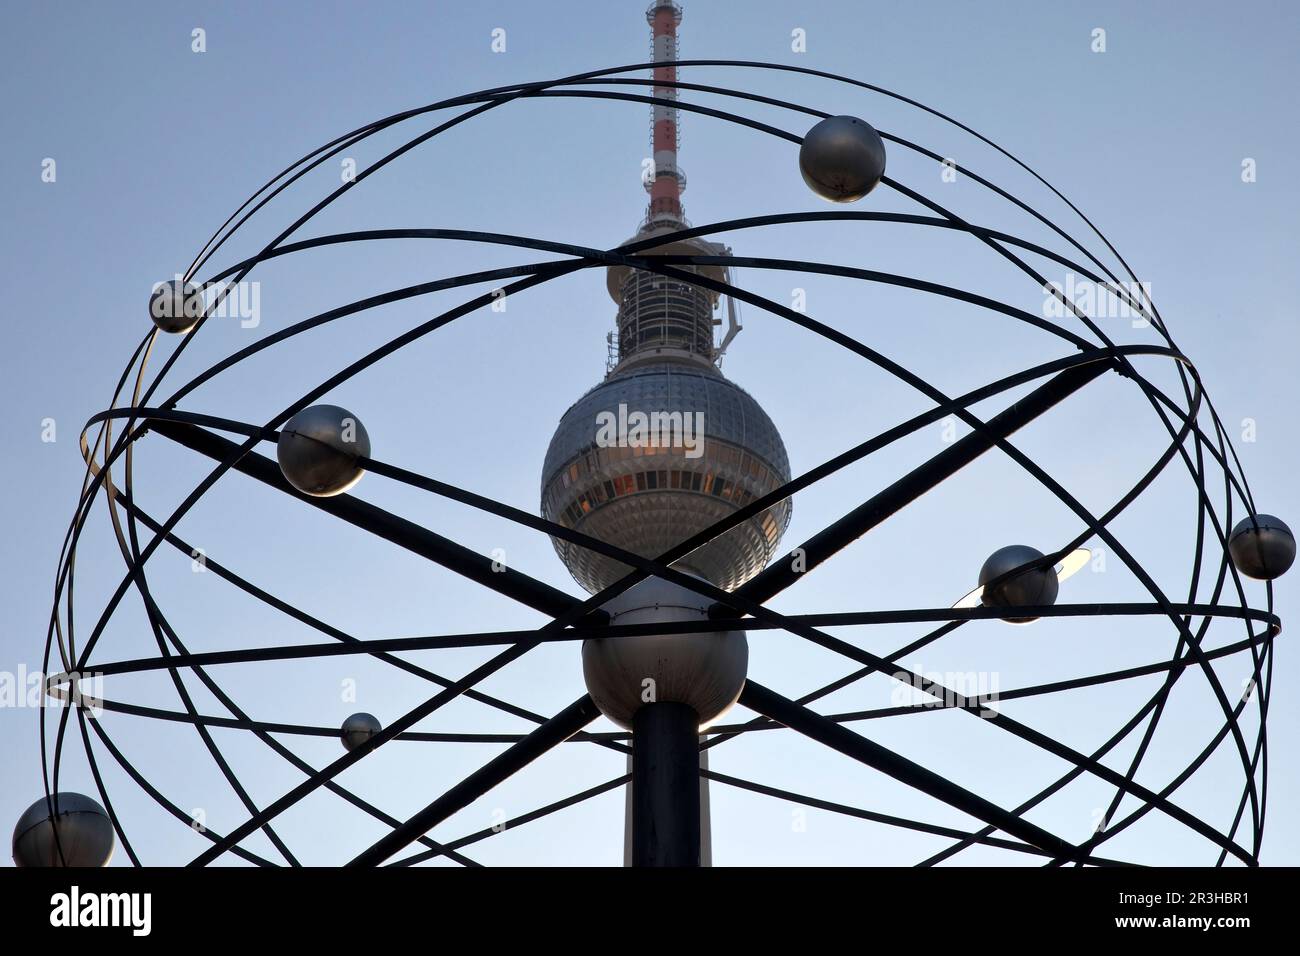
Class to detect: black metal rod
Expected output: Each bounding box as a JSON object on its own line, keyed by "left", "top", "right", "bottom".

{"left": 149, "top": 419, "right": 595, "bottom": 623}
{"left": 712, "top": 360, "right": 1112, "bottom": 618}
{"left": 739, "top": 681, "right": 1086, "bottom": 862}
{"left": 348, "top": 694, "right": 600, "bottom": 867}
{"left": 632, "top": 702, "right": 702, "bottom": 867}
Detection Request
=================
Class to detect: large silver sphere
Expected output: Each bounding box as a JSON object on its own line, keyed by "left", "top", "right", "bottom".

{"left": 277, "top": 404, "right": 370, "bottom": 497}
{"left": 149, "top": 278, "right": 204, "bottom": 334}
{"left": 1229, "top": 514, "right": 1295, "bottom": 581}
{"left": 541, "top": 362, "right": 792, "bottom": 593}
{"left": 12, "top": 792, "right": 114, "bottom": 868}
{"left": 341, "top": 712, "right": 382, "bottom": 751}
{"left": 978, "top": 545, "right": 1059, "bottom": 625}
{"left": 583, "top": 576, "right": 747, "bottom": 730}
{"left": 798, "top": 115, "right": 887, "bottom": 203}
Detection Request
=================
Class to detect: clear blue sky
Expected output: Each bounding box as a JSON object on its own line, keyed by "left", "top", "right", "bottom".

{"left": 1, "top": 0, "right": 1296, "bottom": 866}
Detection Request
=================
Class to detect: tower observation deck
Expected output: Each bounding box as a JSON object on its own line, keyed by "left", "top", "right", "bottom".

{"left": 605, "top": 1, "right": 732, "bottom": 374}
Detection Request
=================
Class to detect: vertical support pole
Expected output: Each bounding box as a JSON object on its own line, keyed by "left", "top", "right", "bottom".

{"left": 698, "top": 734, "right": 712, "bottom": 867}
{"left": 623, "top": 750, "right": 633, "bottom": 867}
{"left": 624, "top": 730, "right": 713, "bottom": 866}
{"left": 631, "top": 701, "right": 701, "bottom": 866}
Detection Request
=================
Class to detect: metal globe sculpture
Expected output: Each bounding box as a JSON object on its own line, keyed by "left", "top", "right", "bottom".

{"left": 276, "top": 404, "right": 370, "bottom": 497}
{"left": 341, "top": 713, "right": 383, "bottom": 752}
{"left": 1228, "top": 514, "right": 1296, "bottom": 581}
{"left": 798, "top": 115, "right": 887, "bottom": 202}
{"left": 12, "top": 793, "right": 115, "bottom": 868}
{"left": 31, "top": 19, "right": 1289, "bottom": 869}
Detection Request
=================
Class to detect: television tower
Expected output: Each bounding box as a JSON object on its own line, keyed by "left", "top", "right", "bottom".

{"left": 540, "top": 1, "right": 792, "bottom": 865}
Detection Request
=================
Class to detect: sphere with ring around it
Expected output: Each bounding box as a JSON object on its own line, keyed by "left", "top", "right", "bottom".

{"left": 978, "top": 544, "right": 1060, "bottom": 624}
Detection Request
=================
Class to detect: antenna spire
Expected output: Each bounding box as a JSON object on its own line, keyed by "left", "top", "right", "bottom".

{"left": 643, "top": 2, "right": 685, "bottom": 231}
{"left": 604, "top": 1, "right": 735, "bottom": 374}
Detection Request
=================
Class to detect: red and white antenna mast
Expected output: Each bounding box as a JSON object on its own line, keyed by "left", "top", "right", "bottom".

{"left": 644, "top": 1, "right": 686, "bottom": 230}
{"left": 605, "top": 2, "right": 738, "bottom": 376}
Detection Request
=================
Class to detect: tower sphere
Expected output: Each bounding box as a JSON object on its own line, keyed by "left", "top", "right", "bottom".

{"left": 799, "top": 115, "right": 887, "bottom": 203}
{"left": 340, "top": 712, "right": 382, "bottom": 752}
{"left": 149, "top": 278, "right": 205, "bottom": 334}
{"left": 276, "top": 404, "right": 370, "bottom": 497}
{"left": 542, "top": 362, "right": 792, "bottom": 593}
{"left": 12, "top": 792, "right": 115, "bottom": 868}
{"left": 979, "top": 545, "right": 1059, "bottom": 624}
{"left": 1228, "top": 514, "right": 1295, "bottom": 581}
{"left": 583, "top": 576, "right": 747, "bottom": 729}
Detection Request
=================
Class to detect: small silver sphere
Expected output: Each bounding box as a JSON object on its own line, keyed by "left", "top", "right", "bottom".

{"left": 149, "top": 279, "right": 204, "bottom": 334}
{"left": 341, "top": 712, "right": 382, "bottom": 752}
{"left": 12, "top": 792, "right": 115, "bottom": 868}
{"left": 277, "top": 404, "right": 370, "bottom": 497}
{"left": 979, "top": 545, "right": 1059, "bottom": 625}
{"left": 799, "top": 115, "right": 887, "bottom": 203}
{"left": 1229, "top": 514, "right": 1296, "bottom": 581}
{"left": 583, "top": 576, "right": 746, "bottom": 730}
